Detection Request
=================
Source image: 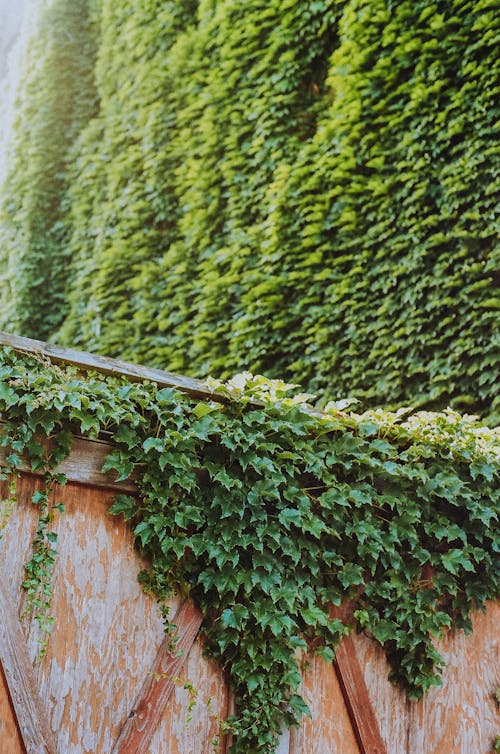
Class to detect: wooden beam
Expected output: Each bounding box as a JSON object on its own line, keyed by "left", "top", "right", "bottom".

{"left": 0, "top": 331, "right": 349, "bottom": 424}
{"left": 112, "top": 600, "right": 203, "bottom": 754}
{"left": 0, "top": 331, "right": 226, "bottom": 403}
{"left": 0, "top": 433, "right": 137, "bottom": 493}
{"left": 222, "top": 696, "right": 235, "bottom": 754}
{"left": 330, "top": 606, "right": 387, "bottom": 754}
{"left": 0, "top": 581, "right": 56, "bottom": 754}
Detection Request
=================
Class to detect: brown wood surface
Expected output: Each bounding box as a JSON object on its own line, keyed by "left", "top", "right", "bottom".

{"left": 148, "top": 636, "right": 231, "bottom": 754}
{"left": 329, "top": 603, "right": 386, "bottom": 754}
{"left": 113, "top": 600, "right": 203, "bottom": 753}
{"left": 353, "top": 603, "right": 500, "bottom": 754}
{"left": 289, "top": 652, "right": 361, "bottom": 754}
{"left": 0, "top": 434, "right": 136, "bottom": 493}
{"left": 1, "top": 477, "right": 171, "bottom": 753}
{"left": 334, "top": 635, "right": 387, "bottom": 754}
{"left": 0, "top": 580, "right": 55, "bottom": 754}
{"left": 0, "top": 475, "right": 232, "bottom": 753}
{"left": 0, "top": 662, "right": 25, "bottom": 754}
{"left": 407, "top": 605, "right": 500, "bottom": 754}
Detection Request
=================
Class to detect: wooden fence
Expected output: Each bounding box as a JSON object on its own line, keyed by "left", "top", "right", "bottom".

{"left": 0, "top": 333, "right": 498, "bottom": 754}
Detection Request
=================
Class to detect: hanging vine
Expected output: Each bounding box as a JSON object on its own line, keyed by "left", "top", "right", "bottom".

{"left": 0, "top": 346, "right": 498, "bottom": 753}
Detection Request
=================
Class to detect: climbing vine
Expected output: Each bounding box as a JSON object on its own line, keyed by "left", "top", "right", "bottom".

{"left": 0, "top": 346, "right": 498, "bottom": 753}
{"left": 1, "top": 0, "right": 498, "bottom": 422}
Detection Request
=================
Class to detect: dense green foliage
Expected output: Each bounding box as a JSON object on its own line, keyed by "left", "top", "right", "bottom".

{"left": 1, "top": 346, "right": 498, "bottom": 752}
{"left": 0, "top": 0, "right": 498, "bottom": 421}
{"left": 0, "top": 0, "right": 99, "bottom": 339}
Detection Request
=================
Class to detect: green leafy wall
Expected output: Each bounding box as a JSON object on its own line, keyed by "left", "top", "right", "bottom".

{"left": 0, "top": 0, "right": 498, "bottom": 420}
{"left": 0, "top": 0, "right": 100, "bottom": 340}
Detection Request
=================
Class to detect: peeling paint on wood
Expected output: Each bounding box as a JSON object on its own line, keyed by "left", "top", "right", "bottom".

{"left": 0, "top": 661, "right": 24, "bottom": 754}
{"left": 149, "top": 638, "right": 231, "bottom": 754}
{"left": 289, "top": 654, "right": 361, "bottom": 754}
{"left": 353, "top": 605, "right": 500, "bottom": 754}
{"left": 0, "top": 432, "right": 137, "bottom": 493}
{"left": 0, "top": 580, "right": 56, "bottom": 754}
{"left": 113, "top": 600, "right": 203, "bottom": 753}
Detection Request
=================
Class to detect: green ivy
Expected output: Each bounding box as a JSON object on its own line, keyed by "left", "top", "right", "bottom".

{"left": 0, "top": 0, "right": 100, "bottom": 339}
{"left": 0, "top": 346, "right": 498, "bottom": 753}
{"left": 3, "top": 0, "right": 497, "bottom": 421}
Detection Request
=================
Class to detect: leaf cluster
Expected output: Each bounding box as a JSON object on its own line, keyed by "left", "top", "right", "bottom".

{"left": 0, "top": 347, "right": 498, "bottom": 752}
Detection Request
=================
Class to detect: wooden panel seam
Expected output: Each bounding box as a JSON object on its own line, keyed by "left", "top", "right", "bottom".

{"left": 333, "top": 634, "right": 387, "bottom": 754}
{"left": 0, "top": 580, "right": 56, "bottom": 754}
{"left": 112, "top": 600, "right": 204, "bottom": 754}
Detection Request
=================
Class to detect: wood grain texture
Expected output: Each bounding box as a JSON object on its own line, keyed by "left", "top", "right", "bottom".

{"left": 407, "top": 604, "right": 500, "bottom": 754}
{"left": 0, "top": 479, "right": 175, "bottom": 753}
{"left": 349, "top": 633, "right": 408, "bottom": 754}
{"left": 0, "top": 661, "right": 24, "bottom": 754}
{"left": 0, "top": 476, "right": 41, "bottom": 602}
{"left": 289, "top": 654, "right": 360, "bottom": 754}
{"left": 327, "top": 603, "right": 386, "bottom": 754}
{"left": 41, "top": 482, "right": 176, "bottom": 754}
{"left": 353, "top": 603, "right": 500, "bottom": 754}
{"left": 0, "top": 580, "right": 55, "bottom": 754}
{"left": 0, "top": 433, "right": 137, "bottom": 493}
{"left": 0, "top": 330, "right": 224, "bottom": 402}
{"left": 149, "top": 636, "right": 231, "bottom": 754}
{"left": 112, "top": 600, "right": 203, "bottom": 753}
{"left": 334, "top": 635, "right": 387, "bottom": 754}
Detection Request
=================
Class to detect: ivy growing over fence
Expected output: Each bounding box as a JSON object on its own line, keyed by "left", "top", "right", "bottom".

{"left": 0, "top": 347, "right": 498, "bottom": 753}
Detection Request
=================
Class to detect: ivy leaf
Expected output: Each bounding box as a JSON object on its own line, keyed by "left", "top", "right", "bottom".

{"left": 441, "top": 549, "right": 475, "bottom": 575}
{"left": 279, "top": 508, "right": 302, "bottom": 528}
{"left": 315, "top": 645, "right": 335, "bottom": 663}
{"left": 193, "top": 402, "right": 218, "bottom": 419}
{"left": 134, "top": 521, "right": 153, "bottom": 547}
{"left": 109, "top": 495, "right": 138, "bottom": 521}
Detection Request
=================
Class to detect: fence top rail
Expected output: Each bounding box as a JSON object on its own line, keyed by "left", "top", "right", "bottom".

{"left": 0, "top": 330, "right": 227, "bottom": 403}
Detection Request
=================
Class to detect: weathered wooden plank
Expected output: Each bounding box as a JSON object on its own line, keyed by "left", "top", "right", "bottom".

{"left": 407, "top": 603, "right": 500, "bottom": 754}
{"left": 0, "top": 433, "right": 137, "bottom": 493}
{"left": 333, "top": 634, "right": 387, "bottom": 754}
{"left": 289, "top": 653, "right": 360, "bottom": 754}
{"left": 353, "top": 602, "right": 500, "bottom": 754}
{"left": 0, "top": 661, "right": 24, "bottom": 754}
{"left": 112, "top": 600, "right": 203, "bottom": 754}
{"left": 348, "top": 632, "right": 408, "bottom": 754}
{"left": 149, "top": 637, "right": 231, "bottom": 754}
{"left": 0, "top": 330, "right": 225, "bottom": 402}
{"left": 0, "top": 331, "right": 337, "bottom": 421}
{"left": 1, "top": 478, "right": 172, "bottom": 754}
{"left": 0, "top": 580, "right": 56, "bottom": 754}
{"left": 321, "top": 602, "right": 386, "bottom": 754}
